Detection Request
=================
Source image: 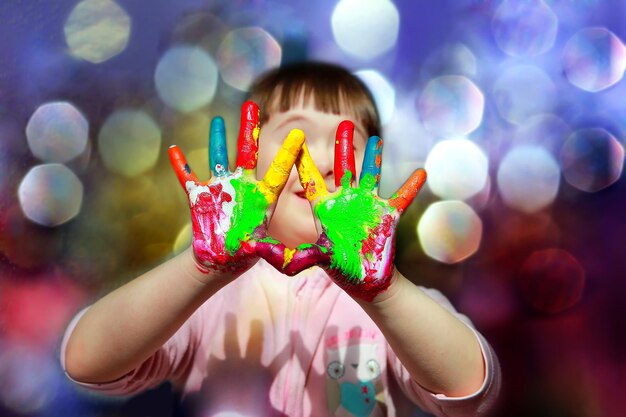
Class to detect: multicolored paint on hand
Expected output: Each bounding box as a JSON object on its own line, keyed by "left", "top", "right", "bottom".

{"left": 169, "top": 101, "right": 305, "bottom": 276}
{"left": 279, "top": 121, "right": 427, "bottom": 301}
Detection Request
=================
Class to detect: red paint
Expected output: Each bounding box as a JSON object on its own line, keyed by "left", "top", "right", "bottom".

{"left": 191, "top": 183, "right": 233, "bottom": 266}
{"left": 236, "top": 101, "right": 260, "bottom": 170}
{"left": 361, "top": 214, "right": 394, "bottom": 261}
{"left": 362, "top": 214, "right": 396, "bottom": 288}
{"left": 334, "top": 120, "right": 356, "bottom": 187}
{"left": 303, "top": 180, "right": 317, "bottom": 198}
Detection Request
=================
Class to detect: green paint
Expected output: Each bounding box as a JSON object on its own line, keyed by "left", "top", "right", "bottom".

{"left": 359, "top": 173, "right": 377, "bottom": 191}
{"left": 225, "top": 178, "right": 269, "bottom": 254}
{"left": 314, "top": 173, "right": 383, "bottom": 282}
{"left": 296, "top": 243, "right": 329, "bottom": 254}
{"left": 257, "top": 236, "right": 280, "bottom": 245}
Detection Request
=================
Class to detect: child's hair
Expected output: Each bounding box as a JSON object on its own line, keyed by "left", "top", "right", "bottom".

{"left": 248, "top": 62, "right": 381, "bottom": 137}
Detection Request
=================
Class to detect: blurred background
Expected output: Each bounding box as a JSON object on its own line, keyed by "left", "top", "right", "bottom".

{"left": 1, "top": 0, "right": 625, "bottom": 416}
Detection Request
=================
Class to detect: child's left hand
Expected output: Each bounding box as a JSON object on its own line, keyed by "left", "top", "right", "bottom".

{"left": 284, "top": 121, "right": 427, "bottom": 302}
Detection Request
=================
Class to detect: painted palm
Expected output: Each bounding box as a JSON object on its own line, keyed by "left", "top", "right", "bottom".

{"left": 288, "top": 121, "right": 427, "bottom": 301}
{"left": 168, "top": 101, "right": 304, "bottom": 276}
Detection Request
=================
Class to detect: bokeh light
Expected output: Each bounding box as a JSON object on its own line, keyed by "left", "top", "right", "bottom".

{"left": 520, "top": 249, "right": 585, "bottom": 313}
{"left": 563, "top": 27, "right": 626, "bottom": 92}
{"left": 25, "top": 102, "right": 89, "bottom": 163}
{"left": 514, "top": 114, "right": 571, "bottom": 155}
{"left": 560, "top": 128, "right": 624, "bottom": 192}
{"left": 0, "top": 273, "right": 84, "bottom": 346}
{"left": 491, "top": 0, "right": 558, "bottom": 57}
{"left": 97, "top": 109, "right": 162, "bottom": 177}
{"left": 417, "top": 75, "right": 484, "bottom": 137}
{"left": 155, "top": 45, "right": 219, "bottom": 113}
{"left": 171, "top": 11, "right": 229, "bottom": 54}
{"left": 354, "top": 69, "right": 395, "bottom": 125}
{"left": 493, "top": 65, "right": 556, "bottom": 125}
{"left": 379, "top": 100, "right": 434, "bottom": 198}
{"left": 422, "top": 43, "right": 478, "bottom": 78}
{"left": 424, "top": 138, "right": 489, "bottom": 200}
{"left": 417, "top": 200, "right": 483, "bottom": 264}
{"left": 497, "top": 145, "right": 560, "bottom": 213}
{"left": 18, "top": 164, "right": 83, "bottom": 227}
{"left": 0, "top": 345, "right": 58, "bottom": 414}
{"left": 217, "top": 27, "right": 282, "bottom": 92}
{"left": 331, "top": 0, "right": 399, "bottom": 60}
{"left": 63, "top": 0, "right": 131, "bottom": 63}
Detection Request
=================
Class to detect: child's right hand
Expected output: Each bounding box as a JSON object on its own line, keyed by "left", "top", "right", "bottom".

{"left": 168, "top": 101, "right": 305, "bottom": 279}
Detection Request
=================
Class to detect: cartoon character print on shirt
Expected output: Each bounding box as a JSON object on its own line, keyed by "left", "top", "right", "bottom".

{"left": 325, "top": 329, "right": 387, "bottom": 417}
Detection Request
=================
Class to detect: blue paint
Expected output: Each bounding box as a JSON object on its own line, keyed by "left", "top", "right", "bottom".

{"left": 184, "top": 164, "right": 191, "bottom": 174}
{"left": 359, "top": 136, "right": 382, "bottom": 189}
{"left": 209, "top": 116, "right": 229, "bottom": 176}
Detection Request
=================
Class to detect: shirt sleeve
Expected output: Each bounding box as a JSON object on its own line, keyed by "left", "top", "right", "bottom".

{"left": 386, "top": 286, "right": 501, "bottom": 417}
{"left": 59, "top": 296, "right": 215, "bottom": 397}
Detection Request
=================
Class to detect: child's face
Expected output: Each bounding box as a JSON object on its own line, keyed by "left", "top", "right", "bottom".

{"left": 256, "top": 98, "right": 368, "bottom": 248}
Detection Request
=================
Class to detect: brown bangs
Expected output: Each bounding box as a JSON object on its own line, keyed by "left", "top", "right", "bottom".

{"left": 248, "top": 62, "right": 381, "bottom": 138}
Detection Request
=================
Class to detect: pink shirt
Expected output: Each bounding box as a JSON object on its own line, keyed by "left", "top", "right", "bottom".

{"left": 60, "top": 260, "right": 500, "bottom": 417}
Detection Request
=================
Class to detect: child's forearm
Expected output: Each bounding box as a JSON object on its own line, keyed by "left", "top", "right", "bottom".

{"left": 63, "top": 248, "right": 235, "bottom": 384}
{"left": 355, "top": 270, "right": 485, "bottom": 398}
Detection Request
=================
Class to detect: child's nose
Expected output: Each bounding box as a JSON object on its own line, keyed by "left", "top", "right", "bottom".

{"left": 307, "top": 141, "right": 335, "bottom": 190}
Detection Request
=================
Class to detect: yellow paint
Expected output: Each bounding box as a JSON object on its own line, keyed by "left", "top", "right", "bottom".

{"left": 296, "top": 143, "right": 328, "bottom": 202}
{"left": 283, "top": 247, "right": 296, "bottom": 268}
{"left": 258, "top": 128, "right": 305, "bottom": 203}
{"left": 253, "top": 125, "right": 260, "bottom": 142}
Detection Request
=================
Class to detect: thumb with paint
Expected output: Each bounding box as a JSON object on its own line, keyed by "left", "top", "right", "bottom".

{"left": 168, "top": 101, "right": 305, "bottom": 282}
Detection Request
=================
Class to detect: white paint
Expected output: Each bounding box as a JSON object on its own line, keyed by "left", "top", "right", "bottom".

{"left": 186, "top": 181, "right": 209, "bottom": 206}
{"left": 186, "top": 169, "right": 245, "bottom": 237}
{"left": 215, "top": 176, "right": 236, "bottom": 234}
{"left": 214, "top": 163, "right": 226, "bottom": 175}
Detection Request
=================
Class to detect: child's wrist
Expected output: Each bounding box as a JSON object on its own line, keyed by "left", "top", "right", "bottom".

{"left": 355, "top": 267, "right": 405, "bottom": 307}
{"left": 178, "top": 248, "right": 238, "bottom": 289}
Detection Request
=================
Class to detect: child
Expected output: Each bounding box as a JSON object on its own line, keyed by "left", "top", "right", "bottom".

{"left": 60, "top": 62, "right": 501, "bottom": 417}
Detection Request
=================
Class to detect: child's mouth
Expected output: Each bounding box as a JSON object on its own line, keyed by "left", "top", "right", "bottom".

{"left": 295, "top": 191, "right": 307, "bottom": 199}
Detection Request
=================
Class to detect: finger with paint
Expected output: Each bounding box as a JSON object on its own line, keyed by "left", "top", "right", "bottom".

{"left": 235, "top": 101, "right": 261, "bottom": 171}
{"left": 168, "top": 145, "right": 200, "bottom": 189}
{"left": 209, "top": 116, "right": 229, "bottom": 177}
{"left": 295, "top": 143, "right": 328, "bottom": 203}
{"left": 258, "top": 128, "right": 305, "bottom": 204}
{"left": 359, "top": 135, "right": 383, "bottom": 192}
{"left": 334, "top": 120, "right": 357, "bottom": 188}
{"left": 388, "top": 168, "right": 427, "bottom": 214}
